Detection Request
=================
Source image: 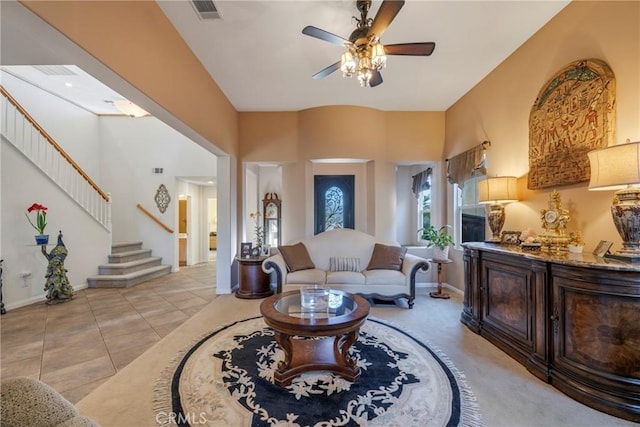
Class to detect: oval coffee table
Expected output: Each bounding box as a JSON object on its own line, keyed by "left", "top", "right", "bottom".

{"left": 260, "top": 290, "right": 370, "bottom": 387}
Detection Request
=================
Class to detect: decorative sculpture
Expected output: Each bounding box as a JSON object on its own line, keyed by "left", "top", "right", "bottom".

{"left": 41, "top": 231, "right": 74, "bottom": 303}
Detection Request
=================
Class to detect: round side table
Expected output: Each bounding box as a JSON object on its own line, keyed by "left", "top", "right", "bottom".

{"left": 428, "top": 258, "right": 452, "bottom": 299}
{"left": 236, "top": 257, "right": 273, "bottom": 299}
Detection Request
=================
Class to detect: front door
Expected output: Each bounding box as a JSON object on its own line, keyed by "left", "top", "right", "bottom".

{"left": 314, "top": 175, "right": 354, "bottom": 234}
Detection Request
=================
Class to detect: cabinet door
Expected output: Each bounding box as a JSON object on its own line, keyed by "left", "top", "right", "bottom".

{"left": 461, "top": 247, "right": 481, "bottom": 333}
{"left": 550, "top": 265, "right": 640, "bottom": 420}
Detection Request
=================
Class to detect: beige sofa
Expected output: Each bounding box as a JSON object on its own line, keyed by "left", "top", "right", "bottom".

{"left": 262, "top": 228, "right": 429, "bottom": 308}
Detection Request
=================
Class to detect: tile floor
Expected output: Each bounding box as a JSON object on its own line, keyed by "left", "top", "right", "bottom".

{"left": 0, "top": 255, "right": 216, "bottom": 404}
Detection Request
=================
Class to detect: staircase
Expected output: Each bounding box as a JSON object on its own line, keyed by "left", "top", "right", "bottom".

{"left": 87, "top": 242, "right": 171, "bottom": 288}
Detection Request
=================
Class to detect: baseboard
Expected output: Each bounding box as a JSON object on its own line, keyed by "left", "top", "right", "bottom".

{"left": 3, "top": 282, "right": 89, "bottom": 312}
{"left": 415, "top": 282, "right": 463, "bottom": 295}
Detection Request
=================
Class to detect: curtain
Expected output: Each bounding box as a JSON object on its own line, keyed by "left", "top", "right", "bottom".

{"left": 411, "top": 168, "right": 432, "bottom": 197}
{"left": 446, "top": 142, "right": 488, "bottom": 188}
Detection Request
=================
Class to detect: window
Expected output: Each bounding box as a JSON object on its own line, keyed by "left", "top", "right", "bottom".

{"left": 417, "top": 187, "right": 431, "bottom": 235}
{"left": 314, "top": 175, "right": 354, "bottom": 234}
{"left": 458, "top": 175, "right": 486, "bottom": 243}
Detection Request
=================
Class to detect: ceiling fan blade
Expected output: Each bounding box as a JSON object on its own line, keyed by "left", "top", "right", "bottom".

{"left": 368, "top": 0, "right": 405, "bottom": 40}
{"left": 312, "top": 61, "right": 341, "bottom": 80}
{"left": 385, "top": 42, "right": 436, "bottom": 56}
{"left": 370, "top": 70, "right": 383, "bottom": 87}
{"left": 302, "top": 26, "right": 350, "bottom": 47}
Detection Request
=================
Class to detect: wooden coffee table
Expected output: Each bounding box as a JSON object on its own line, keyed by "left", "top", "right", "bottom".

{"left": 260, "top": 290, "right": 370, "bottom": 387}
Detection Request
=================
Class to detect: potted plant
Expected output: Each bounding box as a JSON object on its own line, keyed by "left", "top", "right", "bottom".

{"left": 419, "top": 225, "right": 454, "bottom": 260}
{"left": 26, "top": 203, "right": 49, "bottom": 245}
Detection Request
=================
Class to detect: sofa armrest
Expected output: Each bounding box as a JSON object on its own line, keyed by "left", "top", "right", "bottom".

{"left": 401, "top": 253, "right": 430, "bottom": 307}
{"left": 262, "top": 254, "right": 288, "bottom": 293}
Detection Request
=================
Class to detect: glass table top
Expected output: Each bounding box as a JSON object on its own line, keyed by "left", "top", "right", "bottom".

{"left": 273, "top": 290, "right": 356, "bottom": 319}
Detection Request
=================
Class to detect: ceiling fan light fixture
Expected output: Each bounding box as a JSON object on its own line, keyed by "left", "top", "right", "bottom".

{"left": 371, "top": 42, "right": 386, "bottom": 70}
{"left": 340, "top": 51, "right": 356, "bottom": 77}
{"left": 357, "top": 56, "right": 372, "bottom": 87}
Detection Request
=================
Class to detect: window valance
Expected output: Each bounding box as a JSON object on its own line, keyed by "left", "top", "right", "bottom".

{"left": 411, "top": 168, "right": 432, "bottom": 197}
{"left": 446, "top": 141, "right": 489, "bottom": 188}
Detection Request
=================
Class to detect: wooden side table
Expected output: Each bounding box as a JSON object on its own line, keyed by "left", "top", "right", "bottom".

{"left": 236, "top": 257, "right": 273, "bottom": 299}
{"left": 429, "top": 258, "right": 452, "bottom": 299}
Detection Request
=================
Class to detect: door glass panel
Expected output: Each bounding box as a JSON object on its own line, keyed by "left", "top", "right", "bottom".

{"left": 314, "top": 175, "right": 354, "bottom": 234}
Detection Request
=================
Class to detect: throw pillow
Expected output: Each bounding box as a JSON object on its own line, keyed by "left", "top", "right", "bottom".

{"left": 278, "top": 242, "right": 315, "bottom": 272}
{"left": 366, "top": 243, "right": 407, "bottom": 271}
{"left": 329, "top": 257, "right": 361, "bottom": 272}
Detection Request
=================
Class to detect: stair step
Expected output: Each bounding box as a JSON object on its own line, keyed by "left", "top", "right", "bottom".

{"left": 98, "top": 257, "right": 162, "bottom": 275}
{"left": 111, "top": 241, "right": 143, "bottom": 254}
{"left": 87, "top": 265, "right": 171, "bottom": 288}
{"left": 108, "top": 249, "right": 153, "bottom": 264}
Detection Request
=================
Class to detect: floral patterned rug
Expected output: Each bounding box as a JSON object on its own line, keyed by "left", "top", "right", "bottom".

{"left": 154, "top": 317, "right": 482, "bottom": 426}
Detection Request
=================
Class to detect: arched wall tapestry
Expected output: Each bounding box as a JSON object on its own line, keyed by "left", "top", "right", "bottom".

{"left": 528, "top": 59, "right": 615, "bottom": 189}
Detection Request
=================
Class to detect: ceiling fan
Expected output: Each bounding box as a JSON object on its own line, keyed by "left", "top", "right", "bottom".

{"left": 302, "top": 0, "right": 435, "bottom": 88}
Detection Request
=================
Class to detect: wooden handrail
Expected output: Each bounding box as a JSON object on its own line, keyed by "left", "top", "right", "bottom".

{"left": 0, "top": 85, "right": 109, "bottom": 202}
{"left": 136, "top": 204, "right": 174, "bottom": 234}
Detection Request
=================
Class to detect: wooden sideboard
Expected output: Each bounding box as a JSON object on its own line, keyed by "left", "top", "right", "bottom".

{"left": 461, "top": 243, "right": 640, "bottom": 422}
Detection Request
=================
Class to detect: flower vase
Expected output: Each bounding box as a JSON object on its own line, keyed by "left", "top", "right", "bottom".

{"left": 35, "top": 234, "right": 49, "bottom": 246}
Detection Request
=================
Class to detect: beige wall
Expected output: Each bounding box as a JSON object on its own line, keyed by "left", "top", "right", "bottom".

{"left": 21, "top": 0, "right": 239, "bottom": 157}
{"left": 445, "top": 1, "right": 640, "bottom": 253}
{"left": 240, "top": 108, "right": 446, "bottom": 241}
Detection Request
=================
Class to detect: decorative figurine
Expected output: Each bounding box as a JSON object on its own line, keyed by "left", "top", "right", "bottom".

{"left": 41, "top": 231, "right": 74, "bottom": 304}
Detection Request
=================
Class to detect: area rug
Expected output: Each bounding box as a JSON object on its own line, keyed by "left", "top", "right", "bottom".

{"left": 154, "top": 316, "right": 482, "bottom": 426}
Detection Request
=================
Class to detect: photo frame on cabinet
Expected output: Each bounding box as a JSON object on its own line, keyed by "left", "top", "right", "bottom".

{"left": 593, "top": 240, "right": 613, "bottom": 257}
{"left": 240, "top": 242, "right": 252, "bottom": 259}
{"left": 500, "top": 231, "right": 522, "bottom": 245}
{"left": 261, "top": 245, "right": 270, "bottom": 257}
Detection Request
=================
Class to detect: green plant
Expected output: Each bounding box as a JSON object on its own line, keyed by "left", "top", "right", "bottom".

{"left": 26, "top": 203, "right": 48, "bottom": 235}
{"left": 419, "top": 225, "right": 454, "bottom": 250}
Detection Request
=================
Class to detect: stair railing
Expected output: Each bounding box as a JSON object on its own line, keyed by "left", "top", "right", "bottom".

{"left": 136, "top": 204, "right": 174, "bottom": 233}
{"left": 0, "top": 86, "right": 111, "bottom": 230}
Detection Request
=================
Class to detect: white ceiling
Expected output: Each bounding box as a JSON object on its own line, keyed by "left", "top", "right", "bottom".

{"left": 1, "top": 1, "right": 569, "bottom": 115}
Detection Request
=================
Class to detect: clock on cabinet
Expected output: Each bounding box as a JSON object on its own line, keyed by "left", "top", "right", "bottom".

{"left": 263, "top": 193, "right": 281, "bottom": 248}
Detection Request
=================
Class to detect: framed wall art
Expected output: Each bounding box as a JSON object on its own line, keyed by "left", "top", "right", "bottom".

{"left": 528, "top": 59, "right": 616, "bottom": 190}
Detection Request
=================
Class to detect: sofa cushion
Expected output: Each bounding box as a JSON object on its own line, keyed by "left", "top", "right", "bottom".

{"left": 364, "top": 269, "right": 406, "bottom": 286}
{"left": 366, "top": 243, "right": 407, "bottom": 271}
{"left": 329, "top": 257, "right": 361, "bottom": 272}
{"left": 326, "top": 271, "right": 366, "bottom": 285}
{"left": 279, "top": 242, "right": 315, "bottom": 272}
{"left": 286, "top": 268, "right": 326, "bottom": 284}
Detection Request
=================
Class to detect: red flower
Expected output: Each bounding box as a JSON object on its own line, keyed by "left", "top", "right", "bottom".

{"left": 26, "top": 203, "right": 48, "bottom": 235}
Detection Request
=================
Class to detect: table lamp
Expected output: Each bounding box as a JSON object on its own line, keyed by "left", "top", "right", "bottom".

{"left": 478, "top": 176, "right": 519, "bottom": 242}
{"left": 587, "top": 140, "right": 640, "bottom": 261}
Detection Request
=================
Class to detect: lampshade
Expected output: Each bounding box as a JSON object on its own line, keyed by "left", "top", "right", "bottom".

{"left": 587, "top": 141, "right": 640, "bottom": 190}
{"left": 478, "top": 176, "right": 519, "bottom": 204}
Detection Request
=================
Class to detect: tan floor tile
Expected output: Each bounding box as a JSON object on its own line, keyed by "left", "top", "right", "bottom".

{"left": 172, "top": 295, "right": 208, "bottom": 310}
{"left": 95, "top": 312, "right": 143, "bottom": 328}
{"left": 0, "top": 355, "right": 41, "bottom": 378}
{"left": 43, "top": 326, "right": 104, "bottom": 351}
{"left": 142, "top": 309, "right": 189, "bottom": 328}
{"left": 181, "top": 304, "right": 208, "bottom": 317}
{"left": 45, "top": 318, "right": 99, "bottom": 338}
{"left": 40, "top": 355, "right": 115, "bottom": 393}
{"left": 1, "top": 329, "right": 45, "bottom": 348}
{"left": 152, "top": 319, "right": 187, "bottom": 338}
{"left": 103, "top": 328, "right": 160, "bottom": 354}
{"left": 1, "top": 339, "right": 44, "bottom": 365}
{"left": 59, "top": 377, "right": 110, "bottom": 405}
{"left": 136, "top": 303, "right": 178, "bottom": 318}
{"left": 109, "top": 341, "right": 157, "bottom": 371}
{"left": 98, "top": 316, "right": 154, "bottom": 339}
{"left": 41, "top": 337, "right": 109, "bottom": 375}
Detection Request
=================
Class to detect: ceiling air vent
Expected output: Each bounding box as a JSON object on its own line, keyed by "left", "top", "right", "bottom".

{"left": 191, "top": 0, "right": 221, "bottom": 20}
{"left": 34, "top": 65, "right": 77, "bottom": 76}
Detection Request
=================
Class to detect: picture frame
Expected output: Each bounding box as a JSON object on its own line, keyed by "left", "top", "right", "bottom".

{"left": 261, "top": 245, "right": 271, "bottom": 257}
{"left": 501, "top": 230, "right": 522, "bottom": 245}
{"left": 251, "top": 247, "right": 261, "bottom": 258}
{"left": 593, "top": 240, "right": 613, "bottom": 257}
{"left": 240, "top": 242, "right": 252, "bottom": 259}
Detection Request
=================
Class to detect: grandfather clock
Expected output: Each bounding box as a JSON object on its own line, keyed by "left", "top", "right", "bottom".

{"left": 263, "top": 193, "right": 281, "bottom": 247}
